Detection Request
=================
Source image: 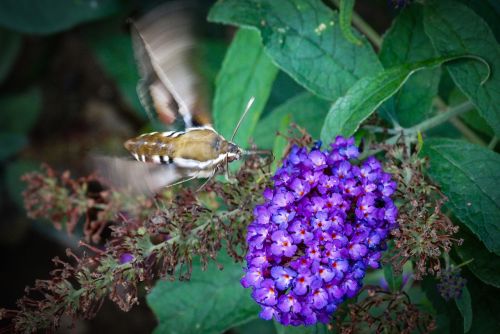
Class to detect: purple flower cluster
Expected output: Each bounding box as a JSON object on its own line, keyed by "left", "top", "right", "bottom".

{"left": 241, "top": 137, "right": 398, "bottom": 326}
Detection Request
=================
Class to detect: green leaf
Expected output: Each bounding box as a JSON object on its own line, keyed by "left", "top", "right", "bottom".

{"left": 321, "top": 56, "right": 465, "bottom": 142}
{"left": 0, "top": 133, "right": 27, "bottom": 161}
{"left": 0, "top": 28, "right": 21, "bottom": 84}
{"left": 456, "top": 229, "right": 500, "bottom": 288}
{"left": 231, "top": 318, "right": 276, "bottom": 334}
{"left": 254, "top": 92, "right": 331, "bottom": 149}
{"left": 422, "top": 276, "right": 463, "bottom": 334}
{"left": 84, "top": 25, "right": 145, "bottom": 119}
{"left": 0, "top": 0, "right": 121, "bottom": 35}
{"left": 455, "top": 286, "right": 473, "bottom": 333}
{"left": 457, "top": 0, "right": 500, "bottom": 42}
{"left": 264, "top": 71, "right": 306, "bottom": 117}
{"left": 466, "top": 274, "right": 500, "bottom": 334}
{"left": 271, "top": 114, "right": 291, "bottom": 173}
{"left": 0, "top": 87, "right": 41, "bottom": 133}
{"left": 213, "top": 28, "right": 278, "bottom": 148}
{"left": 421, "top": 139, "right": 500, "bottom": 255}
{"left": 208, "top": 0, "right": 382, "bottom": 101}
{"left": 339, "top": 0, "right": 363, "bottom": 46}
{"left": 274, "top": 322, "right": 328, "bottom": 334}
{"left": 197, "top": 39, "right": 228, "bottom": 99}
{"left": 383, "top": 265, "right": 402, "bottom": 292}
{"left": 449, "top": 89, "right": 494, "bottom": 137}
{"left": 147, "top": 252, "right": 259, "bottom": 334}
{"left": 423, "top": 0, "right": 500, "bottom": 137}
{"left": 379, "top": 5, "right": 441, "bottom": 127}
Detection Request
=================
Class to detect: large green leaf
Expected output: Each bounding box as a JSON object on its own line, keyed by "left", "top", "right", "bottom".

{"left": 383, "top": 264, "right": 403, "bottom": 292}
{"left": 458, "top": 0, "right": 500, "bottom": 42}
{"left": 421, "top": 139, "right": 500, "bottom": 255}
{"left": 321, "top": 56, "right": 464, "bottom": 142}
{"left": 147, "top": 253, "right": 259, "bottom": 334}
{"left": 0, "top": 28, "right": 21, "bottom": 84}
{"left": 254, "top": 92, "right": 331, "bottom": 149}
{"left": 422, "top": 276, "right": 463, "bottom": 334}
{"left": 213, "top": 28, "right": 278, "bottom": 148}
{"left": 379, "top": 5, "right": 441, "bottom": 127}
{"left": 0, "top": 0, "right": 121, "bottom": 35}
{"left": 264, "top": 71, "right": 306, "bottom": 118}
{"left": 455, "top": 286, "right": 472, "bottom": 333}
{"left": 208, "top": 0, "right": 382, "bottom": 101}
{"left": 271, "top": 114, "right": 291, "bottom": 173}
{"left": 274, "top": 322, "right": 328, "bottom": 334}
{"left": 423, "top": 0, "right": 500, "bottom": 137}
{"left": 232, "top": 319, "right": 276, "bottom": 334}
{"left": 456, "top": 229, "right": 500, "bottom": 288}
{"left": 0, "top": 87, "right": 41, "bottom": 133}
{"left": 466, "top": 274, "right": 500, "bottom": 334}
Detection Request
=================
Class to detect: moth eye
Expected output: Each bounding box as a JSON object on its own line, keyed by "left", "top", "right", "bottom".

{"left": 228, "top": 143, "right": 239, "bottom": 153}
{"left": 213, "top": 137, "right": 221, "bottom": 151}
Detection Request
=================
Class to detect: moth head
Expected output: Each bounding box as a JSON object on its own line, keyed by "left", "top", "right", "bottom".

{"left": 226, "top": 141, "right": 242, "bottom": 162}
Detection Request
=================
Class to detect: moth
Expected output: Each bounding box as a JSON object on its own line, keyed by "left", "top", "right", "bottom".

{"left": 95, "top": 2, "right": 258, "bottom": 195}
{"left": 122, "top": 98, "right": 254, "bottom": 189}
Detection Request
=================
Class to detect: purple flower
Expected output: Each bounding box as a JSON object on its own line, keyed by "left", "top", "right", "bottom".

{"left": 242, "top": 137, "right": 398, "bottom": 325}
{"left": 271, "top": 209, "right": 295, "bottom": 229}
{"left": 290, "top": 177, "right": 310, "bottom": 199}
{"left": 270, "top": 230, "right": 297, "bottom": 257}
{"left": 293, "top": 272, "right": 313, "bottom": 295}
{"left": 272, "top": 190, "right": 294, "bottom": 208}
{"left": 308, "top": 150, "right": 326, "bottom": 169}
{"left": 119, "top": 253, "right": 134, "bottom": 264}
{"left": 278, "top": 293, "right": 302, "bottom": 313}
{"left": 308, "top": 281, "right": 328, "bottom": 309}
{"left": 241, "top": 266, "right": 265, "bottom": 288}
{"left": 311, "top": 212, "right": 331, "bottom": 231}
{"left": 247, "top": 224, "right": 269, "bottom": 249}
{"left": 271, "top": 266, "right": 297, "bottom": 290}
{"left": 252, "top": 279, "right": 278, "bottom": 306}
{"left": 289, "top": 221, "right": 313, "bottom": 244}
{"left": 254, "top": 206, "right": 271, "bottom": 225}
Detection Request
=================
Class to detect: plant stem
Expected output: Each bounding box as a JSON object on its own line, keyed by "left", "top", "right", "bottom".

{"left": 488, "top": 136, "right": 498, "bottom": 149}
{"left": 331, "top": 0, "right": 383, "bottom": 48}
{"left": 453, "top": 258, "right": 474, "bottom": 270}
{"left": 407, "top": 101, "right": 474, "bottom": 134}
{"left": 359, "top": 101, "right": 475, "bottom": 159}
{"left": 434, "top": 97, "right": 487, "bottom": 146}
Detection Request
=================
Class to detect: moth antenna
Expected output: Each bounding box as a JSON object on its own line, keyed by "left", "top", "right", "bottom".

{"left": 230, "top": 96, "right": 255, "bottom": 142}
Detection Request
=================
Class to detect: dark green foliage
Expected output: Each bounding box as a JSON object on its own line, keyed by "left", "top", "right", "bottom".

{"left": 147, "top": 253, "right": 260, "bottom": 334}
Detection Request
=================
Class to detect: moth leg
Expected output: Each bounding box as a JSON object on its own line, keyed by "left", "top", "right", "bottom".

{"left": 196, "top": 169, "right": 218, "bottom": 192}
{"left": 162, "top": 174, "right": 198, "bottom": 189}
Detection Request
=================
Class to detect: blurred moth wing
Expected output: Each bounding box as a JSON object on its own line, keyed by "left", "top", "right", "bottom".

{"left": 131, "top": 1, "right": 211, "bottom": 130}
{"left": 93, "top": 156, "right": 190, "bottom": 196}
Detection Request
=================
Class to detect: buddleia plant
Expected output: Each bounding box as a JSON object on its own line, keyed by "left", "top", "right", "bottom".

{"left": 1, "top": 0, "right": 500, "bottom": 333}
